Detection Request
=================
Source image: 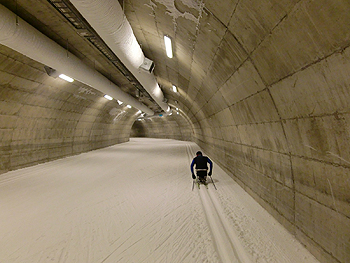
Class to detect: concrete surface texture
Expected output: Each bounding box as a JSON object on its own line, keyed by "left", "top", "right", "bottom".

{"left": 0, "top": 0, "right": 349, "bottom": 262}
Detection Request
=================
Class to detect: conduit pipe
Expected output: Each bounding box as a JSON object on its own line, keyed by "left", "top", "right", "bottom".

{"left": 70, "top": 0, "right": 170, "bottom": 114}
{"left": 0, "top": 4, "right": 154, "bottom": 116}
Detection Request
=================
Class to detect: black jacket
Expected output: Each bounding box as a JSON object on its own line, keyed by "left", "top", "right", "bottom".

{"left": 190, "top": 155, "right": 213, "bottom": 174}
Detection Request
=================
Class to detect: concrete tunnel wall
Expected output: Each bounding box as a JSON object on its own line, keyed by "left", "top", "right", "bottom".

{"left": 0, "top": 45, "right": 138, "bottom": 173}
{"left": 0, "top": 43, "right": 193, "bottom": 172}
{"left": 130, "top": 2, "right": 350, "bottom": 263}
{"left": 0, "top": 1, "right": 350, "bottom": 263}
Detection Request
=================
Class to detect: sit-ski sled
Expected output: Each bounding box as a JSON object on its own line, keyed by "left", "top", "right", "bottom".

{"left": 192, "top": 176, "right": 217, "bottom": 190}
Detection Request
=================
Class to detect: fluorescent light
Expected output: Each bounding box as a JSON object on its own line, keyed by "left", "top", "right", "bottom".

{"left": 117, "top": 100, "right": 123, "bottom": 105}
{"left": 59, "top": 74, "right": 74, "bottom": 82}
{"left": 137, "top": 110, "right": 142, "bottom": 114}
{"left": 172, "top": 85, "right": 177, "bottom": 93}
{"left": 104, "top": 94, "right": 113, "bottom": 100}
{"left": 164, "top": 35, "right": 173, "bottom": 58}
{"left": 127, "top": 105, "right": 132, "bottom": 108}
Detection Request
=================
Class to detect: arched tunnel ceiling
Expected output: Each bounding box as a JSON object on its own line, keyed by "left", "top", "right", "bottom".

{"left": 3, "top": 0, "right": 349, "bottom": 125}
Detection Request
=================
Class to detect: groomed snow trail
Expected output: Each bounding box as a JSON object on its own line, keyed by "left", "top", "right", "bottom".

{"left": 186, "top": 146, "right": 250, "bottom": 263}
{"left": 0, "top": 138, "right": 319, "bottom": 263}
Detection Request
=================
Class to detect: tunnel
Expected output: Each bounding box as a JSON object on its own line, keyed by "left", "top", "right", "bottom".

{"left": 0, "top": 1, "right": 349, "bottom": 262}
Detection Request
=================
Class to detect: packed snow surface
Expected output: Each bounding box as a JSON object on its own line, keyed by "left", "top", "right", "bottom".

{"left": 0, "top": 138, "right": 319, "bottom": 263}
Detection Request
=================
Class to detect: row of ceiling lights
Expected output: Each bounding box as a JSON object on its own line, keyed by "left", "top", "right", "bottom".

{"left": 58, "top": 34, "right": 176, "bottom": 116}
{"left": 103, "top": 94, "right": 132, "bottom": 109}
{"left": 56, "top": 71, "right": 135, "bottom": 110}
{"left": 57, "top": 34, "right": 177, "bottom": 115}
{"left": 103, "top": 94, "right": 132, "bottom": 108}
{"left": 46, "top": 0, "right": 157, "bottom": 110}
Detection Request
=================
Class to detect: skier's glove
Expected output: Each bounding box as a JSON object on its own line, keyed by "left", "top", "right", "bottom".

{"left": 192, "top": 173, "right": 196, "bottom": 179}
{"left": 208, "top": 171, "right": 212, "bottom": 176}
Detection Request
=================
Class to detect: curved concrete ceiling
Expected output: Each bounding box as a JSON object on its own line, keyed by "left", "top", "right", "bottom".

{"left": 0, "top": 1, "right": 349, "bottom": 263}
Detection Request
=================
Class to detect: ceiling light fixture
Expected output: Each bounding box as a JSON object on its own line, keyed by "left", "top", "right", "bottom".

{"left": 117, "top": 100, "right": 123, "bottom": 105}
{"left": 104, "top": 94, "right": 113, "bottom": 100}
{"left": 164, "top": 35, "right": 173, "bottom": 58}
{"left": 59, "top": 74, "right": 74, "bottom": 82}
{"left": 172, "top": 85, "right": 177, "bottom": 93}
{"left": 127, "top": 105, "right": 132, "bottom": 108}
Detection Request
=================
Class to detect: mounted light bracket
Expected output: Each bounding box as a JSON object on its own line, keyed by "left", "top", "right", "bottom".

{"left": 44, "top": 66, "right": 60, "bottom": 78}
{"left": 139, "top": 57, "right": 155, "bottom": 73}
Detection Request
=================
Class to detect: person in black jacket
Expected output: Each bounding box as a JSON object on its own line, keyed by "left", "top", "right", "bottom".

{"left": 190, "top": 151, "right": 213, "bottom": 183}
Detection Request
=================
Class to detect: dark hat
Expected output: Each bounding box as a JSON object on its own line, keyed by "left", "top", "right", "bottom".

{"left": 196, "top": 151, "right": 202, "bottom": 156}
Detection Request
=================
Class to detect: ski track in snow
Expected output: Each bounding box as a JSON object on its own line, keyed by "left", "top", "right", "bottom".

{"left": 0, "top": 138, "right": 319, "bottom": 263}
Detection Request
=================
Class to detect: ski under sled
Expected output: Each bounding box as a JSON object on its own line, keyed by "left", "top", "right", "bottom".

{"left": 192, "top": 176, "right": 217, "bottom": 191}
{"left": 192, "top": 178, "right": 208, "bottom": 190}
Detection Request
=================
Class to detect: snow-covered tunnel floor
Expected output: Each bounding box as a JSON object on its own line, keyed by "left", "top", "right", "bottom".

{"left": 0, "top": 138, "right": 319, "bottom": 263}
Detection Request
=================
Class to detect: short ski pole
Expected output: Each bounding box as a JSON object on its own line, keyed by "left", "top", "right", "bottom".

{"left": 192, "top": 179, "right": 195, "bottom": 191}
{"left": 210, "top": 176, "right": 217, "bottom": 190}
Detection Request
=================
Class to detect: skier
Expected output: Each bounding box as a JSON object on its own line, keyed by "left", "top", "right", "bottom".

{"left": 190, "top": 151, "right": 213, "bottom": 184}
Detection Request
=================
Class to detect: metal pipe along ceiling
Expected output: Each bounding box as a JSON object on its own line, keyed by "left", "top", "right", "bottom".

{"left": 70, "top": 0, "right": 170, "bottom": 114}
{"left": 0, "top": 4, "right": 154, "bottom": 116}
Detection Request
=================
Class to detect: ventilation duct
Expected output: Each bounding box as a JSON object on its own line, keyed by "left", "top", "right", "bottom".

{"left": 69, "top": 0, "right": 170, "bottom": 114}
{"left": 0, "top": 4, "right": 154, "bottom": 116}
